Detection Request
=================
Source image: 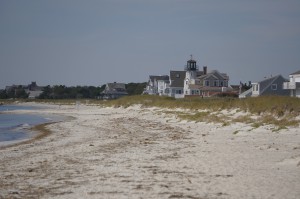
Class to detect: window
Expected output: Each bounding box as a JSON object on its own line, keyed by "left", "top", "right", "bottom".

{"left": 253, "top": 84, "right": 258, "bottom": 91}
{"left": 205, "top": 80, "right": 209, "bottom": 86}
{"left": 176, "top": 90, "right": 182, "bottom": 94}
{"left": 271, "top": 84, "right": 277, "bottom": 90}
{"left": 214, "top": 80, "right": 218, "bottom": 87}
{"left": 176, "top": 74, "right": 180, "bottom": 78}
{"left": 220, "top": 81, "right": 224, "bottom": 87}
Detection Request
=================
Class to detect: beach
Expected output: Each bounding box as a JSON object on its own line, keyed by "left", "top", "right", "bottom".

{"left": 0, "top": 103, "right": 299, "bottom": 199}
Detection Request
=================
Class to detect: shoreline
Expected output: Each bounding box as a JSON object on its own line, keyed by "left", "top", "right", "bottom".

{"left": 0, "top": 103, "right": 299, "bottom": 199}
{"left": 0, "top": 121, "right": 56, "bottom": 150}
{"left": 0, "top": 104, "right": 67, "bottom": 148}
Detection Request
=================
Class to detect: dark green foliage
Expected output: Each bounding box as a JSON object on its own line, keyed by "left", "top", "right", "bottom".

{"left": 0, "top": 90, "right": 7, "bottom": 99}
{"left": 15, "top": 87, "right": 29, "bottom": 99}
{"left": 38, "top": 82, "right": 145, "bottom": 99}
{"left": 39, "top": 85, "right": 52, "bottom": 99}
{"left": 125, "top": 82, "right": 147, "bottom": 95}
{"left": 214, "top": 92, "right": 238, "bottom": 98}
{"left": 1, "top": 86, "right": 28, "bottom": 99}
{"left": 2, "top": 82, "right": 145, "bottom": 99}
{"left": 38, "top": 85, "right": 105, "bottom": 99}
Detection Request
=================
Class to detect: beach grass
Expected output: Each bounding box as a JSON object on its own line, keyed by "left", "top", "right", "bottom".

{"left": 99, "top": 95, "right": 300, "bottom": 114}
{"left": 99, "top": 95, "right": 300, "bottom": 128}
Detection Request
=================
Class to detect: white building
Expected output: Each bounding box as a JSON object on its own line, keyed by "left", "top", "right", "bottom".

{"left": 144, "top": 56, "right": 230, "bottom": 98}
{"left": 144, "top": 75, "right": 169, "bottom": 95}
{"left": 183, "top": 58, "right": 200, "bottom": 96}
{"left": 283, "top": 70, "right": 300, "bottom": 97}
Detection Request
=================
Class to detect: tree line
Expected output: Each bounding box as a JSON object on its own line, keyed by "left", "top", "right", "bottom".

{"left": 0, "top": 86, "right": 29, "bottom": 99}
{"left": 38, "top": 85, "right": 105, "bottom": 99}
{"left": 0, "top": 82, "right": 147, "bottom": 99}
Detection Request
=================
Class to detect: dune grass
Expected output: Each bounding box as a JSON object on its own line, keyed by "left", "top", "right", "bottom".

{"left": 99, "top": 95, "right": 300, "bottom": 128}
{"left": 99, "top": 95, "right": 300, "bottom": 115}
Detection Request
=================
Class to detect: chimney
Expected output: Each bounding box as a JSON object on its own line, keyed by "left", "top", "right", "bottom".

{"left": 203, "top": 66, "right": 207, "bottom": 75}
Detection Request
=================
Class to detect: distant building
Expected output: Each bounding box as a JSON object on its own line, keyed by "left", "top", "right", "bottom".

{"left": 168, "top": 70, "right": 186, "bottom": 98}
{"left": 5, "top": 82, "right": 44, "bottom": 99}
{"left": 144, "top": 75, "right": 169, "bottom": 95}
{"left": 144, "top": 56, "right": 230, "bottom": 98}
{"left": 191, "top": 69, "right": 229, "bottom": 97}
{"left": 26, "top": 82, "right": 44, "bottom": 99}
{"left": 283, "top": 70, "right": 300, "bottom": 97}
{"left": 101, "top": 82, "right": 128, "bottom": 99}
{"left": 239, "top": 75, "right": 289, "bottom": 98}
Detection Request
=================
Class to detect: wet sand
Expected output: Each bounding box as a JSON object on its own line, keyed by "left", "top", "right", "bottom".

{"left": 0, "top": 104, "right": 299, "bottom": 199}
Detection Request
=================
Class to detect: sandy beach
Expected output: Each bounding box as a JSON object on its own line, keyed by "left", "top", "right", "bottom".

{"left": 0, "top": 103, "right": 300, "bottom": 199}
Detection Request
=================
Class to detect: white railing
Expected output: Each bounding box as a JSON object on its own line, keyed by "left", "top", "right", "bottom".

{"left": 174, "top": 94, "right": 185, "bottom": 99}
{"left": 283, "top": 82, "right": 296, "bottom": 89}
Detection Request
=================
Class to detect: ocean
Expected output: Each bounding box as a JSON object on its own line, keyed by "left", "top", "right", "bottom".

{"left": 0, "top": 105, "right": 63, "bottom": 146}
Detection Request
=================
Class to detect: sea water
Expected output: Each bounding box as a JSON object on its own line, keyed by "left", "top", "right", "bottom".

{"left": 0, "top": 105, "right": 63, "bottom": 146}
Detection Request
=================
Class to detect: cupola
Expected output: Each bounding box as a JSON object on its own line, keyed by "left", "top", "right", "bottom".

{"left": 186, "top": 55, "right": 198, "bottom": 71}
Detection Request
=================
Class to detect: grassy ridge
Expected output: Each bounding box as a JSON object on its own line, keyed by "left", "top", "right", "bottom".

{"left": 101, "top": 95, "right": 300, "bottom": 129}
{"left": 102, "top": 95, "right": 300, "bottom": 115}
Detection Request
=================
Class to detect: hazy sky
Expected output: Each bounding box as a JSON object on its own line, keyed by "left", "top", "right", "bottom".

{"left": 1, "top": 0, "right": 300, "bottom": 89}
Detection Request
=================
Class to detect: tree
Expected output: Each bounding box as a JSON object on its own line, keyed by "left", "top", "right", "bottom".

{"left": 126, "top": 82, "right": 147, "bottom": 95}
{"left": 0, "top": 90, "right": 7, "bottom": 99}
{"left": 15, "top": 86, "right": 28, "bottom": 98}
{"left": 39, "top": 85, "right": 53, "bottom": 99}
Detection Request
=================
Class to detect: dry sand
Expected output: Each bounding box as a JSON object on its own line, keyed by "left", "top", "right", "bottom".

{"left": 0, "top": 103, "right": 300, "bottom": 199}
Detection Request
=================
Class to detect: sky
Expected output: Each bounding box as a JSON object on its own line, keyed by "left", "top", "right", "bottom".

{"left": 1, "top": 0, "right": 300, "bottom": 89}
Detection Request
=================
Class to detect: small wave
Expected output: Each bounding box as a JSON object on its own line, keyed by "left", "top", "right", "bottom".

{"left": 20, "top": 123, "right": 30, "bottom": 128}
{"left": 13, "top": 123, "right": 31, "bottom": 131}
{"left": 0, "top": 123, "right": 31, "bottom": 133}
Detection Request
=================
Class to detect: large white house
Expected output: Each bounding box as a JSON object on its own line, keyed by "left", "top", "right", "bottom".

{"left": 283, "top": 70, "right": 300, "bottom": 97}
{"left": 144, "top": 56, "right": 230, "bottom": 98}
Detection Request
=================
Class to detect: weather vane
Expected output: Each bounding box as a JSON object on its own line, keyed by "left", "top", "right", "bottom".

{"left": 190, "top": 54, "right": 193, "bottom": 60}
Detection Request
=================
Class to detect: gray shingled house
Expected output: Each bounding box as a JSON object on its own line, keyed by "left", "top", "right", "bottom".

{"left": 239, "top": 75, "right": 289, "bottom": 98}
{"left": 193, "top": 70, "right": 229, "bottom": 97}
{"left": 168, "top": 71, "right": 186, "bottom": 97}
{"left": 102, "top": 82, "right": 128, "bottom": 99}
